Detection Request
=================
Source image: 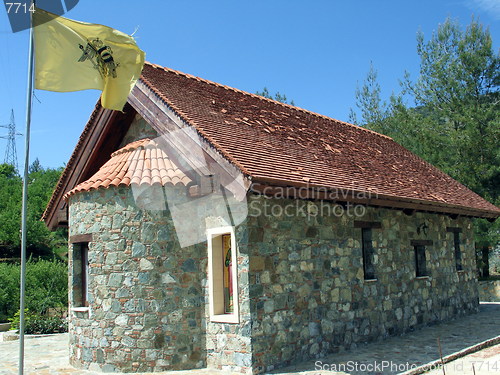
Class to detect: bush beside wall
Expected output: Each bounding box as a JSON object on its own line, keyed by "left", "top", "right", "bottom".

{"left": 0, "top": 259, "right": 68, "bottom": 322}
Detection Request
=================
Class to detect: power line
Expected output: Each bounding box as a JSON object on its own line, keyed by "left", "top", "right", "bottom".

{"left": 0, "top": 109, "right": 23, "bottom": 171}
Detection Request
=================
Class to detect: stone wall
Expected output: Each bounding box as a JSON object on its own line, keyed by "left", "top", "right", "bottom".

{"left": 489, "top": 248, "right": 500, "bottom": 275}
{"left": 120, "top": 114, "right": 158, "bottom": 147}
{"left": 68, "top": 188, "right": 480, "bottom": 374}
{"left": 478, "top": 280, "right": 500, "bottom": 302}
{"left": 68, "top": 186, "right": 206, "bottom": 372}
{"left": 67, "top": 112, "right": 259, "bottom": 373}
{"left": 245, "top": 195, "right": 479, "bottom": 373}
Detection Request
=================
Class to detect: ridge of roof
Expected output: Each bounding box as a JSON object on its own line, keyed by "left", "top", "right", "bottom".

{"left": 139, "top": 62, "right": 499, "bottom": 218}
{"left": 111, "top": 138, "right": 151, "bottom": 157}
{"left": 144, "top": 62, "right": 393, "bottom": 141}
{"left": 43, "top": 62, "right": 499, "bottom": 226}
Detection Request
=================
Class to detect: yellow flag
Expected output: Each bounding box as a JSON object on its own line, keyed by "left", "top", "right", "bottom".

{"left": 33, "top": 8, "right": 145, "bottom": 111}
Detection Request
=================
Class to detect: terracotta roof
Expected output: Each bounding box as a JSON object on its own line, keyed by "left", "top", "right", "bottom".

{"left": 43, "top": 62, "right": 500, "bottom": 225}
{"left": 64, "top": 138, "right": 191, "bottom": 200}
{"left": 136, "top": 62, "right": 499, "bottom": 217}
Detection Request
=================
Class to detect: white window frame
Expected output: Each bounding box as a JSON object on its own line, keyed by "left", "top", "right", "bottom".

{"left": 207, "top": 226, "right": 239, "bottom": 324}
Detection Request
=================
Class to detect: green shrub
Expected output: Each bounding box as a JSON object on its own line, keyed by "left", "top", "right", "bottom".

{"left": 0, "top": 259, "right": 67, "bottom": 322}
{"left": 9, "top": 309, "right": 67, "bottom": 334}
{"left": 8, "top": 309, "right": 31, "bottom": 330}
{"left": 25, "top": 315, "right": 68, "bottom": 334}
{"left": 25, "top": 259, "right": 68, "bottom": 315}
{"left": 0, "top": 262, "right": 20, "bottom": 322}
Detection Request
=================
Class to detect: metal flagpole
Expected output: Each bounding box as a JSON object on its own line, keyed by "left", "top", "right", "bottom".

{"left": 19, "top": 2, "right": 35, "bottom": 374}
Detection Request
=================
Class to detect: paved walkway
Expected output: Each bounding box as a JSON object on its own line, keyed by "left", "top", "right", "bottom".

{"left": 276, "top": 303, "right": 500, "bottom": 374}
{"left": 425, "top": 344, "right": 500, "bottom": 375}
{"left": 0, "top": 303, "right": 499, "bottom": 375}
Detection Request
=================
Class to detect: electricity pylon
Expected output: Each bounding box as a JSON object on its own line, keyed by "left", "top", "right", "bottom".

{"left": 0, "top": 110, "right": 22, "bottom": 171}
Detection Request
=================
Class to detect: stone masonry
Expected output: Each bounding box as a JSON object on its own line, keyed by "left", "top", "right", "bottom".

{"left": 67, "top": 188, "right": 479, "bottom": 374}
{"left": 244, "top": 195, "right": 478, "bottom": 373}
{"left": 68, "top": 186, "right": 207, "bottom": 372}
{"left": 478, "top": 280, "right": 500, "bottom": 302}
{"left": 66, "top": 115, "right": 480, "bottom": 374}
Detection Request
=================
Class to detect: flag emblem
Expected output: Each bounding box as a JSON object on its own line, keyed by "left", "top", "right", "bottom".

{"left": 34, "top": 7, "right": 145, "bottom": 111}
{"left": 78, "top": 38, "right": 118, "bottom": 79}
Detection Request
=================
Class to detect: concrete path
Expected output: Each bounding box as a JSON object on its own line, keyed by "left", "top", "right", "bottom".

{"left": 0, "top": 303, "right": 499, "bottom": 375}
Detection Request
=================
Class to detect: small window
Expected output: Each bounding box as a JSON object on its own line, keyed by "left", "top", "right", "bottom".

{"left": 73, "top": 242, "right": 89, "bottom": 307}
{"left": 453, "top": 232, "right": 462, "bottom": 271}
{"left": 361, "top": 228, "right": 376, "bottom": 280}
{"left": 447, "top": 228, "right": 463, "bottom": 272}
{"left": 414, "top": 245, "right": 427, "bottom": 277}
{"left": 207, "top": 227, "right": 239, "bottom": 323}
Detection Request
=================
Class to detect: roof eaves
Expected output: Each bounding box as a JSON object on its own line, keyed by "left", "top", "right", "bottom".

{"left": 42, "top": 101, "right": 104, "bottom": 224}
{"left": 252, "top": 176, "right": 500, "bottom": 219}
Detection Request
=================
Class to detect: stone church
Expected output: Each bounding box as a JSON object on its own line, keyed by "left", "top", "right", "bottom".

{"left": 43, "top": 62, "right": 500, "bottom": 373}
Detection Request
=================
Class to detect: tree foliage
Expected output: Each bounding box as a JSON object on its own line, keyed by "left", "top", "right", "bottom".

{"left": 351, "top": 17, "right": 499, "bottom": 250}
{"left": 0, "top": 160, "right": 66, "bottom": 259}
{"left": 349, "top": 62, "right": 385, "bottom": 128}
{"left": 256, "top": 87, "right": 296, "bottom": 105}
{"left": 0, "top": 259, "right": 68, "bottom": 322}
{"left": 408, "top": 18, "right": 499, "bottom": 200}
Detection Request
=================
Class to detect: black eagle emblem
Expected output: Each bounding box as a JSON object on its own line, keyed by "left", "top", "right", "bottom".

{"left": 78, "top": 38, "right": 119, "bottom": 78}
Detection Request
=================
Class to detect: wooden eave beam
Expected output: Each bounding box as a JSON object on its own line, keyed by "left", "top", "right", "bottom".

{"left": 45, "top": 105, "right": 136, "bottom": 230}
{"left": 250, "top": 178, "right": 500, "bottom": 220}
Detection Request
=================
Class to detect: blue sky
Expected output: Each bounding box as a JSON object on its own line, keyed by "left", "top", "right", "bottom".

{"left": 0, "top": 0, "right": 498, "bottom": 169}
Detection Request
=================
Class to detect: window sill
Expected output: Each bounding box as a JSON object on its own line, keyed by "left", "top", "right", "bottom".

{"left": 457, "top": 270, "right": 466, "bottom": 273}
{"left": 415, "top": 276, "right": 430, "bottom": 280}
{"left": 210, "top": 314, "right": 239, "bottom": 324}
{"left": 71, "top": 307, "right": 90, "bottom": 313}
{"left": 364, "top": 278, "right": 378, "bottom": 283}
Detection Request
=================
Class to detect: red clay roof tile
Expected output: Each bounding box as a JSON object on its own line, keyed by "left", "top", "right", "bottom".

{"left": 64, "top": 138, "right": 191, "bottom": 200}
{"left": 136, "top": 62, "right": 499, "bottom": 216}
